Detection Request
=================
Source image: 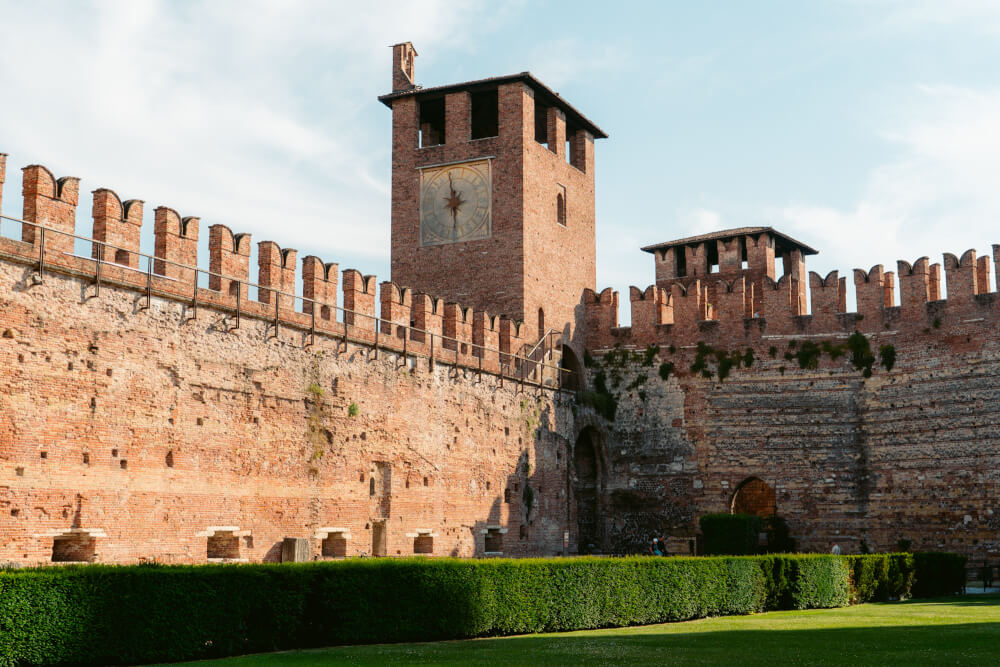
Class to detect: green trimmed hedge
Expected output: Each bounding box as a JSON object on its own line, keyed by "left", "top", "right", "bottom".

{"left": 912, "top": 552, "right": 967, "bottom": 598}
{"left": 845, "top": 554, "right": 916, "bottom": 603}
{"left": 0, "top": 555, "right": 851, "bottom": 665}
{"left": 700, "top": 513, "right": 763, "bottom": 555}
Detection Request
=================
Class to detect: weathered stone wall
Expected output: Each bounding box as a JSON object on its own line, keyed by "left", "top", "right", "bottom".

{"left": 0, "top": 256, "right": 577, "bottom": 565}
{"left": 588, "top": 323, "right": 1000, "bottom": 560}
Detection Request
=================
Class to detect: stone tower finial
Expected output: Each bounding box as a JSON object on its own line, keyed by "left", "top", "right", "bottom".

{"left": 392, "top": 42, "right": 417, "bottom": 92}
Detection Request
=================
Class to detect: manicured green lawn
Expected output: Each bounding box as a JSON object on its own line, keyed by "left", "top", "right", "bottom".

{"left": 186, "top": 595, "right": 1000, "bottom": 666}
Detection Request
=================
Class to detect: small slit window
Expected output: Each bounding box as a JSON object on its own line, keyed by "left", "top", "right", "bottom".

{"left": 534, "top": 100, "right": 548, "bottom": 146}
{"left": 556, "top": 186, "right": 567, "bottom": 226}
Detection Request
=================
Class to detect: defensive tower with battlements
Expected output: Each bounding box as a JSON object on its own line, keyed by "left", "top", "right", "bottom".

{"left": 380, "top": 43, "right": 606, "bottom": 345}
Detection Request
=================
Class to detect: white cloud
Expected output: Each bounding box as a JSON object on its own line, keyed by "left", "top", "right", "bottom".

{"left": 775, "top": 84, "right": 1000, "bottom": 289}
{"left": 0, "top": 0, "right": 500, "bottom": 267}
{"left": 680, "top": 208, "right": 726, "bottom": 237}
{"left": 526, "top": 38, "right": 629, "bottom": 89}
{"left": 876, "top": 0, "right": 1000, "bottom": 34}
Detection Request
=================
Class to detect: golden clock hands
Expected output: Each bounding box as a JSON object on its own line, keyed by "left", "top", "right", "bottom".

{"left": 442, "top": 173, "right": 466, "bottom": 237}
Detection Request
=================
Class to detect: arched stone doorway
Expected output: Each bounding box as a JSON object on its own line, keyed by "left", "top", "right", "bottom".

{"left": 560, "top": 345, "right": 584, "bottom": 391}
{"left": 573, "top": 427, "right": 600, "bottom": 553}
{"left": 731, "top": 477, "right": 776, "bottom": 517}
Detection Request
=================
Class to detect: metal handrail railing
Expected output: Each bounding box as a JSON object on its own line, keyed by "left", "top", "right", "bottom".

{"left": 0, "top": 214, "right": 573, "bottom": 392}
{"left": 523, "top": 327, "right": 558, "bottom": 361}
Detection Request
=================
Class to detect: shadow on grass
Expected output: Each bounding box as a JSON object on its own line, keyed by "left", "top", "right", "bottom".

{"left": 197, "top": 613, "right": 1000, "bottom": 666}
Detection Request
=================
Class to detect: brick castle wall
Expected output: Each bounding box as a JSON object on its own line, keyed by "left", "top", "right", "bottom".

{"left": 584, "top": 248, "right": 1000, "bottom": 560}
{"left": 0, "top": 155, "right": 578, "bottom": 565}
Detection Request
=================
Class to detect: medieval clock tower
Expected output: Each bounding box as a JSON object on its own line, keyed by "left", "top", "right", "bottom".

{"left": 379, "top": 42, "right": 606, "bottom": 343}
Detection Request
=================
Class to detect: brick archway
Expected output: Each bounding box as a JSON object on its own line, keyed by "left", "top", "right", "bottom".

{"left": 731, "top": 477, "right": 776, "bottom": 517}
{"left": 573, "top": 427, "right": 601, "bottom": 553}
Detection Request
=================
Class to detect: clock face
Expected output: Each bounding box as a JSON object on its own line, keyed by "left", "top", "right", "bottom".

{"left": 420, "top": 160, "right": 491, "bottom": 246}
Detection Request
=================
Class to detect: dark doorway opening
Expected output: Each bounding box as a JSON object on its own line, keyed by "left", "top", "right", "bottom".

{"left": 560, "top": 345, "right": 583, "bottom": 391}
{"left": 574, "top": 428, "right": 600, "bottom": 553}
{"left": 371, "top": 520, "right": 387, "bottom": 557}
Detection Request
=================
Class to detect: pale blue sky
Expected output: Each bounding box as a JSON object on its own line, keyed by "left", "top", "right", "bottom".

{"left": 2, "top": 1, "right": 999, "bottom": 320}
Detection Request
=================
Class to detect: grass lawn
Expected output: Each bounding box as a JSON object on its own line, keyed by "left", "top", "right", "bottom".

{"left": 184, "top": 594, "right": 1000, "bottom": 666}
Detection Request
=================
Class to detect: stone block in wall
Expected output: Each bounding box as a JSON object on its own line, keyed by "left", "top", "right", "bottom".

{"left": 343, "top": 270, "right": 377, "bottom": 332}
{"left": 854, "top": 265, "right": 886, "bottom": 330}
{"left": 976, "top": 255, "right": 991, "bottom": 295}
{"left": 943, "top": 250, "right": 977, "bottom": 307}
{"left": 443, "top": 302, "right": 473, "bottom": 353}
{"left": 92, "top": 189, "right": 143, "bottom": 269}
{"left": 302, "top": 256, "right": 338, "bottom": 322}
{"left": 257, "top": 241, "right": 297, "bottom": 309}
{"left": 630, "top": 285, "right": 670, "bottom": 345}
{"left": 21, "top": 165, "right": 80, "bottom": 256}
{"left": 897, "top": 258, "right": 930, "bottom": 319}
{"left": 670, "top": 280, "right": 702, "bottom": 344}
{"left": 714, "top": 277, "right": 746, "bottom": 338}
{"left": 281, "top": 537, "right": 310, "bottom": 563}
{"left": 154, "top": 207, "right": 199, "bottom": 285}
{"left": 499, "top": 317, "right": 526, "bottom": 367}
{"left": 412, "top": 293, "right": 444, "bottom": 345}
{"left": 583, "top": 287, "right": 619, "bottom": 350}
{"left": 380, "top": 281, "right": 412, "bottom": 337}
{"left": 473, "top": 311, "right": 500, "bottom": 360}
{"left": 760, "top": 275, "right": 795, "bottom": 333}
{"left": 209, "top": 225, "right": 252, "bottom": 302}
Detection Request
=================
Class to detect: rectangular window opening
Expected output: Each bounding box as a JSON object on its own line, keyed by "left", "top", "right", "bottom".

{"left": 470, "top": 89, "right": 499, "bottom": 139}
{"left": 51, "top": 536, "right": 96, "bottom": 562}
{"left": 414, "top": 534, "right": 434, "bottom": 554}
{"left": 740, "top": 237, "right": 749, "bottom": 271}
{"left": 322, "top": 536, "right": 348, "bottom": 558}
{"left": 207, "top": 533, "right": 240, "bottom": 560}
{"left": 676, "top": 247, "right": 687, "bottom": 278}
{"left": 485, "top": 528, "right": 503, "bottom": 553}
{"left": 707, "top": 242, "right": 720, "bottom": 274}
{"left": 534, "top": 100, "right": 548, "bottom": 146}
{"left": 419, "top": 98, "right": 446, "bottom": 148}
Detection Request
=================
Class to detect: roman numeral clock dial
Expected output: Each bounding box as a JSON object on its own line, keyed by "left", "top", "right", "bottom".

{"left": 419, "top": 160, "right": 491, "bottom": 246}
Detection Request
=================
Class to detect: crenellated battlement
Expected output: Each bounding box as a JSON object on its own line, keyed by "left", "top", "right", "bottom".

{"left": 0, "top": 153, "right": 556, "bottom": 385}
{"left": 587, "top": 240, "right": 1000, "bottom": 352}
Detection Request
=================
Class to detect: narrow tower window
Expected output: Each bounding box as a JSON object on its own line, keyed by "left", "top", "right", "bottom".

{"left": 556, "top": 186, "right": 567, "bottom": 226}
{"left": 534, "top": 99, "right": 549, "bottom": 146}
{"left": 470, "top": 89, "right": 499, "bottom": 139}
{"left": 419, "top": 98, "right": 445, "bottom": 147}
